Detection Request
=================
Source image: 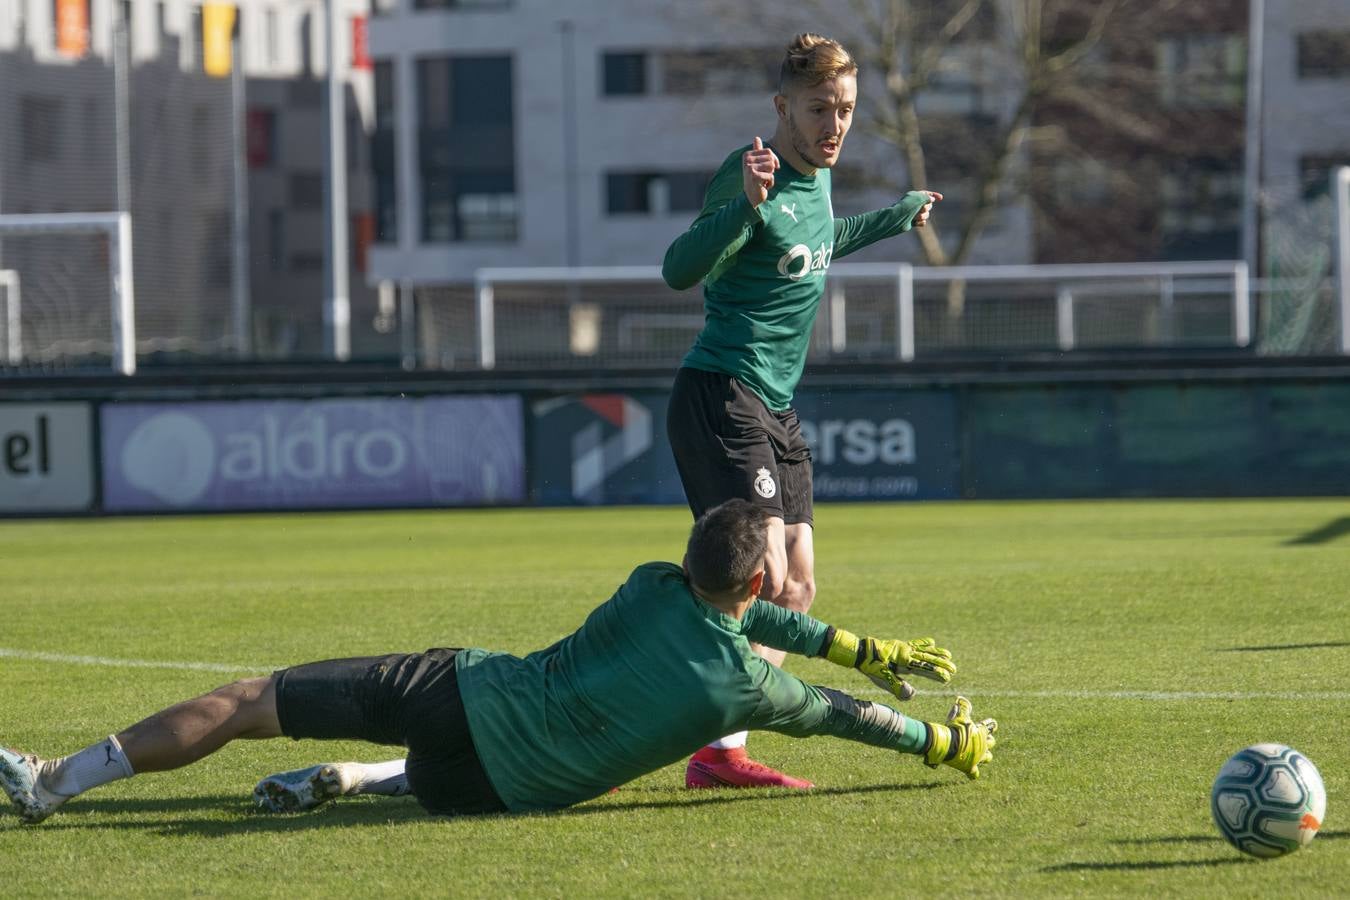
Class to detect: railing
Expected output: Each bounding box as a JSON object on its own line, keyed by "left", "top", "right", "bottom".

{"left": 469, "top": 260, "right": 1253, "bottom": 370}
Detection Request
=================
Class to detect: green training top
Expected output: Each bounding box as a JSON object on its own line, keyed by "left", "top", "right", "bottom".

{"left": 454, "top": 562, "right": 916, "bottom": 812}
{"left": 663, "top": 144, "right": 931, "bottom": 411}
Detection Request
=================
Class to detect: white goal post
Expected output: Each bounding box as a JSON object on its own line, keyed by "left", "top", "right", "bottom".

{"left": 0, "top": 212, "right": 136, "bottom": 374}
{"left": 0, "top": 269, "right": 18, "bottom": 366}
{"left": 473, "top": 260, "right": 1250, "bottom": 368}
{"left": 1336, "top": 165, "right": 1350, "bottom": 355}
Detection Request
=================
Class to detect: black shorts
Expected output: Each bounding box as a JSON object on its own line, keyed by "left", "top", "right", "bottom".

{"left": 667, "top": 367, "right": 813, "bottom": 526}
{"left": 273, "top": 649, "right": 506, "bottom": 816}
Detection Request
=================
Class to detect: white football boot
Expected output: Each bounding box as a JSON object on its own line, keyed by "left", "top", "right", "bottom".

{"left": 252, "top": 763, "right": 357, "bottom": 813}
{"left": 0, "top": 746, "right": 70, "bottom": 825}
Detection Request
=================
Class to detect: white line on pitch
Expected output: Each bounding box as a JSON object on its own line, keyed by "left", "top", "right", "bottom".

{"left": 5, "top": 648, "right": 1349, "bottom": 702}
{"left": 0, "top": 648, "right": 271, "bottom": 674}
{"left": 866, "top": 687, "right": 1350, "bottom": 702}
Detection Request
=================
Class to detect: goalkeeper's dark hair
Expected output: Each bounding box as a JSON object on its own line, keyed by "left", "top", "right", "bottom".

{"left": 685, "top": 499, "right": 769, "bottom": 596}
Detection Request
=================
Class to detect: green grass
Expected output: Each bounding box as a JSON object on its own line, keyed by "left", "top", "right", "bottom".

{"left": 1, "top": 499, "right": 1347, "bottom": 897}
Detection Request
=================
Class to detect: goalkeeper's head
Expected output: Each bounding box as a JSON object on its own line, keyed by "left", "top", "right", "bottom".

{"left": 684, "top": 499, "right": 768, "bottom": 603}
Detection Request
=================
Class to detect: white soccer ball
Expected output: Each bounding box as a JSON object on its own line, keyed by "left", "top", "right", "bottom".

{"left": 1210, "top": 743, "right": 1326, "bottom": 858}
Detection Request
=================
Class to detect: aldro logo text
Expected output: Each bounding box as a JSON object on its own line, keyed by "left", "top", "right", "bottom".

{"left": 776, "top": 241, "right": 833, "bottom": 281}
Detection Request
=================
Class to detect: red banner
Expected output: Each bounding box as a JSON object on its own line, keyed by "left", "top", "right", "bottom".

{"left": 351, "top": 16, "right": 372, "bottom": 71}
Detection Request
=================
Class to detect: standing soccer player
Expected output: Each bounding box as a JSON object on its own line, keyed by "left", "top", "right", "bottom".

{"left": 662, "top": 33, "right": 941, "bottom": 789}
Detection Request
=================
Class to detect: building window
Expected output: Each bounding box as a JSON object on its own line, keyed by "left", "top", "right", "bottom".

{"left": 1156, "top": 34, "right": 1245, "bottom": 108}
{"left": 289, "top": 172, "right": 324, "bottom": 210}
{"left": 1299, "top": 155, "right": 1350, "bottom": 201}
{"left": 602, "top": 52, "right": 646, "bottom": 95}
{"left": 417, "top": 55, "right": 517, "bottom": 242}
{"left": 373, "top": 60, "right": 398, "bottom": 242}
{"left": 247, "top": 108, "right": 278, "bottom": 168}
{"left": 660, "top": 48, "right": 777, "bottom": 95}
{"left": 606, "top": 171, "right": 711, "bottom": 215}
{"left": 20, "top": 96, "right": 64, "bottom": 162}
{"left": 1297, "top": 31, "right": 1350, "bottom": 79}
{"left": 1159, "top": 164, "right": 1243, "bottom": 258}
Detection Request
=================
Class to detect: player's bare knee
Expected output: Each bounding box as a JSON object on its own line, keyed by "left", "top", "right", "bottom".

{"left": 774, "top": 576, "right": 814, "bottom": 613}
{"left": 761, "top": 570, "right": 788, "bottom": 602}
{"left": 223, "top": 676, "right": 280, "bottom": 737}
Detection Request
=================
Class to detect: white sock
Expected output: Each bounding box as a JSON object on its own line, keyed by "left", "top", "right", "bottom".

{"left": 45, "top": 735, "right": 135, "bottom": 797}
{"left": 349, "top": 759, "right": 409, "bottom": 796}
{"left": 708, "top": 731, "right": 749, "bottom": 750}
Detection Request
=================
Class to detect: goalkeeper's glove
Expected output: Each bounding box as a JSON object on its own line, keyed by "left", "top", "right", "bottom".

{"left": 821, "top": 628, "right": 955, "bottom": 700}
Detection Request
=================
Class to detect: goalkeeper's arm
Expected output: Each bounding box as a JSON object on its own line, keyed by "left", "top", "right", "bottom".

{"left": 815, "top": 626, "right": 956, "bottom": 701}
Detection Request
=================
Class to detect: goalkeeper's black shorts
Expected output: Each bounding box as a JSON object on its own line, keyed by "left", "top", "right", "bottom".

{"left": 273, "top": 649, "right": 506, "bottom": 816}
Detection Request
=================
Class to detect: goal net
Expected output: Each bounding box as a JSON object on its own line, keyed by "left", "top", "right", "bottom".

{"left": 0, "top": 213, "right": 136, "bottom": 374}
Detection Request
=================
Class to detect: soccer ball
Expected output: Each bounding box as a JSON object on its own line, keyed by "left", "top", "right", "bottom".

{"left": 1210, "top": 744, "right": 1326, "bottom": 858}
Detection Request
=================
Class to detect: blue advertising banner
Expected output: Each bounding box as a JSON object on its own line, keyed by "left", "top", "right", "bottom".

{"left": 793, "top": 389, "right": 959, "bottom": 500}
{"left": 101, "top": 396, "right": 524, "bottom": 512}
{"left": 530, "top": 388, "right": 959, "bottom": 506}
{"left": 531, "top": 393, "right": 685, "bottom": 506}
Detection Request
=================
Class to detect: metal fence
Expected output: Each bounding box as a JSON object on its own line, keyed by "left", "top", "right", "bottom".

{"left": 459, "top": 261, "right": 1254, "bottom": 371}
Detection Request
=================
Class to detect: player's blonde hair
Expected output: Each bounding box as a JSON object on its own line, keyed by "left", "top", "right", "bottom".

{"left": 778, "top": 33, "right": 858, "bottom": 93}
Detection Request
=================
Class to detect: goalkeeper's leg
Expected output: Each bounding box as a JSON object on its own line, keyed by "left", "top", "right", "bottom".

{"left": 2, "top": 676, "right": 280, "bottom": 825}
{"left": 254, "top": 759, "right": 409, "bottom": 813}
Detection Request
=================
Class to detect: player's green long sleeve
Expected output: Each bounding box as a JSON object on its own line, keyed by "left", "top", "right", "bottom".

{"left": 661, "top": 187, "right": 763, "bottom": 290}
{"left": 833, "top": 190, "right": 932, "bottom": 258}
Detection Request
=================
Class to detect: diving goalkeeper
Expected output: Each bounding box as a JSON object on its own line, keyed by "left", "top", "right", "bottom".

{"left": 1, "top": 501, "right": 996, "bottom": 823}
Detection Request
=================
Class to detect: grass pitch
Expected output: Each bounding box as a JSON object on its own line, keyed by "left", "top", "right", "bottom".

{"left": 1, "top": 499, "right": 1346, "bottom": 897}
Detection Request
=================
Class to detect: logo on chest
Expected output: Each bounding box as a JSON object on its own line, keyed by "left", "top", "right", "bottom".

{"left": 776, "top": 241, "right": 834, "bottom": 281}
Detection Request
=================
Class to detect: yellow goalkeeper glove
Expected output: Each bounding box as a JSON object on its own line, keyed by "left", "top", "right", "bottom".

{"left": 822, "top": 628, "right": 955, "bottom": 701}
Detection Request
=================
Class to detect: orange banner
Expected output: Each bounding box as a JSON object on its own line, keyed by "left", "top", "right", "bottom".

{"left": 54, "top": 0, "right": 90, "bottom": 58}
{"left": 202, "top": 3, "right": 237, "bottom": 78}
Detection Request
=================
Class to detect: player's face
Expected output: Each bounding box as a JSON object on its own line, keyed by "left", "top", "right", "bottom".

{"left": 779, "top": 75, "right": 857, "bottom": 169}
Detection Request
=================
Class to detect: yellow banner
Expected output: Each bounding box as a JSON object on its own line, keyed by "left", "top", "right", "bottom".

{"left": 54, "top": 0, "right": 90, "bottom": 58}
{"left": 202, "top": 3, "right": 237, "bottom": 78}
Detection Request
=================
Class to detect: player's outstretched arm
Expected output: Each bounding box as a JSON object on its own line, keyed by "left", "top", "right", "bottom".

{"left": 832, "top": 190, "right": 942, "bottom": 260}
{"left": 661, "top": 138, "right": 778, "bottom": 290}
{"left": 751, "top": 669, "right": 997, "bottom": 781}
{"left": 818, "top": 626, "right": 955, "bottom": 701}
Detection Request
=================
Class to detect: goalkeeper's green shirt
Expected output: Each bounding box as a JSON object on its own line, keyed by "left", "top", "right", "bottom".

{"left": 455, "top": 562, "right": 909, "bottom": 812}
{"left": 663, "top": 145, "right": 931, "bottom": 411}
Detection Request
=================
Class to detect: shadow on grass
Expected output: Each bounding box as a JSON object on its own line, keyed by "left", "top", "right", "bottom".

{"left": 1215, "top": 641, "right": 1350, "bottom": 653}
{"left": 1113, "top": 830, "right": 1349, "bottom": 845}
{"left": 1041, "top": 830, "right": 1350, "bottom": 871}
{"left": 1043, "top": 858, "right": 1251, "bottom": 873}
{"left": 1284, "top": 516, "right": 1350, "bottom": 545}
{"left": 17, "top": 782, "right": 938, "bottom": 836}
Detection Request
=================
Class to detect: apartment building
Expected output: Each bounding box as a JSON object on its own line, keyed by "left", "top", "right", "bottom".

{"left": 0, "top": 0, "right": 382, "bottom": 361}
{"left": 364, "top": 0, "right": 1033, "bottom": 298}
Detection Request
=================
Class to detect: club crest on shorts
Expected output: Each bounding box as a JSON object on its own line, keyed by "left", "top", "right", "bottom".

{"left": 753, "top": 467, "right": 777, "bottom": 499}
